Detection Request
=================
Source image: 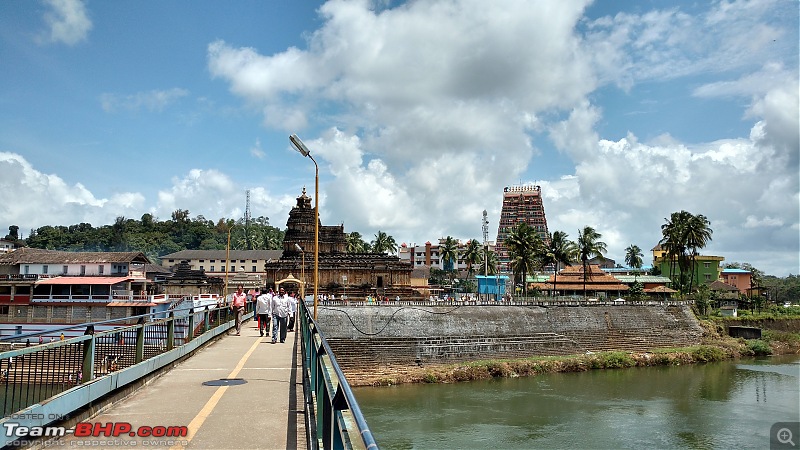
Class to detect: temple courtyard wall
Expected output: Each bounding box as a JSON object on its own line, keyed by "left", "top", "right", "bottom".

{"left": 315, "top": 305, "right": 704, "bottom": 380}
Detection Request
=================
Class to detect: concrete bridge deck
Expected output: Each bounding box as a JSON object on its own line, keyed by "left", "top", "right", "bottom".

{"left": 56, "top": 321, "right": 307, "bottom": 450}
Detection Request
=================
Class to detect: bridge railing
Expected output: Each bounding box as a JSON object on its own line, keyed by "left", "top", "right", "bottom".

{"left": 299, "top": 300, "right": 377, "bottom": 450}
{"left": 316, "top": 297, "right": 692, "bottom": 307}
{"left": 0, "top": 303, "right": 251, "bottom": 447}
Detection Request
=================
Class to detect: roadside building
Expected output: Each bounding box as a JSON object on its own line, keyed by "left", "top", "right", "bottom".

{"left": 651, "top": 244, "right": 724, "bottom": 288}
{"left": 0, "top": 248, "right": 153, "bottom": 326}
{"left": 720, "top": 268, "right": 752, "bottom": 295}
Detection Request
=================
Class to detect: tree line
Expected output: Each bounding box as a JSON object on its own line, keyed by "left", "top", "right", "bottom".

{"left": 5, "top": 208, "right": 795, "bottom": 303}
{"left": 5, "top": 210, "right": 285, "bottom": 264}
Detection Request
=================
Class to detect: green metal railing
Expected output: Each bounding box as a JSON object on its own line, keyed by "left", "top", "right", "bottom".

{"left": 299, "top": 300, "right": 377, "bottom": 450}
{"left": 0, "top": 302, "right": 250, "bottom": 447}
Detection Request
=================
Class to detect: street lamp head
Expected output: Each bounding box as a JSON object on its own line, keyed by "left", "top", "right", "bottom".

{"left": 290, "top": 134, "right": 310, "bottom": 157}
{"left": 294, "top": 243, "right": 303, "bottom": 252}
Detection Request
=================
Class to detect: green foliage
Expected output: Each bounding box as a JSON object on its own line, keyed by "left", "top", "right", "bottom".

{"left": 762, "top": 330, "right": 800, "bottom": 345}
{"left": 593, "top": 352, "right": 636, "bottom": 369}
{"left": 19, "top": 212, "right": 285, "bottom": 261}
{"left": 370, "top": 230, "right": 397, "bottom": 254}
{"left": 691, "top": 345, "right": 726, "bottom": 362}
{"left": 428, "top": 267, "right": 449, "bottom": 286}
{"left": 628, "top": 281, "right": 644, "bottom": 300}
{"left": 506, "top": 223, "right": 545, "bottom": 296}
{"left": 693, "top": 284, "right": 713, "bottom": 316}
{"left": 422, "top": 372, "right": 439, "bottom": 383}
{"left": 745, "top": 339, "right": 772, "bottom": 356}
{"left": 346, "top": 232, "right": 370, "bottom": 253}
{"left": 659, "top": 210, "right": 713, "bottom": 294}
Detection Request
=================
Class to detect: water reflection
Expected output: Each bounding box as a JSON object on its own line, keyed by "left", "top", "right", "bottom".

{"left": 355, "top": 356, "right": 799, "bottom": 449}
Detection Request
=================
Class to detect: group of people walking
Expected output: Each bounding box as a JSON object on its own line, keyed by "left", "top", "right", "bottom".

{"left": 230, "top": 285, "right": 299, "bottom": 344}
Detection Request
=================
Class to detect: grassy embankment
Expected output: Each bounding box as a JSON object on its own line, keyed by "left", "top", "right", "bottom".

{"left": 355, "top": 316, "right": 800, "bottom": 387}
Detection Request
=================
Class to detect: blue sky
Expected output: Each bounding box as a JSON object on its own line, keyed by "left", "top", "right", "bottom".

{"left": 1, "top": 0, "right": 798, "bottom": 276}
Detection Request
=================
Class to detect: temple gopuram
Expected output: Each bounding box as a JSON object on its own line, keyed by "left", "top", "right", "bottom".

{"left": 264, "top": 189, "right": 420, "bottom": 299}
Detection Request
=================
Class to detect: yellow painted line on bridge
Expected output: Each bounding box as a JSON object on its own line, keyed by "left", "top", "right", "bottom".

{"left": 169, "top": 338, "right": 261, "bottom": 450}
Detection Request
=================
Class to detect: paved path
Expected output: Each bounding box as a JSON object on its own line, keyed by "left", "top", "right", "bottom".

{"left": 58, "top": 320, "right": 307, "bottom": 449}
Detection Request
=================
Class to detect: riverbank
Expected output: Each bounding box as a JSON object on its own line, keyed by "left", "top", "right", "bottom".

{"left": 350, "top": 319, "right": 800, "bottom": 387}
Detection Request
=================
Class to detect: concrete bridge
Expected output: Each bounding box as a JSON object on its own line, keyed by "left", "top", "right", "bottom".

{"left": 0, "top": 305, "right": 374, "bottom": 450}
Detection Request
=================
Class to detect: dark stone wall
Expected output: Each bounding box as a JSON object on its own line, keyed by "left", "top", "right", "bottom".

{"left": 316, "top": 305, "right": 704, "bottom": 374}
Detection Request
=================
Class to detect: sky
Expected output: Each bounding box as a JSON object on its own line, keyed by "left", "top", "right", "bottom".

{"left": 0, "top": 0, "right": 798, "bottom": 277}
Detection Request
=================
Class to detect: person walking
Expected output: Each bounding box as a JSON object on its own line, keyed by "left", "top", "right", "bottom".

{"left": 256, "top": 288, "right": 272, "bottom": 337}
{"left": 271, "top": 288, "right": 289, "bottom": 344}
{"left": 287, "top": 292, "right": 298, "bottom": 332}
{"left": 231, "top": 285, "right": 247, "bottom": 335}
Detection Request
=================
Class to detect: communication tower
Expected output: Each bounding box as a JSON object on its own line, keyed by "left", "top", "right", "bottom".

{"left": 245, "top": 190, "right": 251, "bottom": 249}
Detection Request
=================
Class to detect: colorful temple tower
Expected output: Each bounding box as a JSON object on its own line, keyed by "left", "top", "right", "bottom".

{"left": 495, "top": 185, "right": 549, "bottom": 273}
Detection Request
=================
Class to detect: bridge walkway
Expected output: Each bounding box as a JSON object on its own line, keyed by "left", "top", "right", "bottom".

{"left": 57, "top": 320, "right": 307, "bottom": 449}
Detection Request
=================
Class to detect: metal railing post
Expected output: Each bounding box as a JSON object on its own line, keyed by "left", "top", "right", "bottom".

{"left": 135, "top": 318, "right": 145, "bottom": 364}
{"left": 167, "top": 312, "right": 175, "bottom": 351}
{"left": 82, "top": 326, "right": 95, "bottom": 383}
{"left": 187, "top": 309, "right": 195, "bottom": 342}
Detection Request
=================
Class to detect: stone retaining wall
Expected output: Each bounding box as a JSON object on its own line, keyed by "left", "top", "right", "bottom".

{"left": 316, "top": 305, "right": 703, "bottom": 377}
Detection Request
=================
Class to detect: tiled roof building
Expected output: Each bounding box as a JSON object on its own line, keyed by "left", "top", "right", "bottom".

{"left": 531, "top": 264, "right": 628, "bottom": 297}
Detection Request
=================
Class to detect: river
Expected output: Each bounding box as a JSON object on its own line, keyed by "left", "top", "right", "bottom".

{"left": 354, "top": 355, "right": 800, "bottom": 449}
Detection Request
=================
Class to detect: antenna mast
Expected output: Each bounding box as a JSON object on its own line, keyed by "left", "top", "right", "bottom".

{"left": 245, "top": 190, "right": 251, "bottom": 249}
{"left": 482, "top": 210, "right": 489, "bottom": 276}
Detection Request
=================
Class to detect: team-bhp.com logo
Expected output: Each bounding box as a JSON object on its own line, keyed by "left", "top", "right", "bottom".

{"left": 4, "top": 422, "right": 188, "bottom": 439}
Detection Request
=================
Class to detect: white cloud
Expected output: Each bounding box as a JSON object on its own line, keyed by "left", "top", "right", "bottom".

{"left": 100, "top": 88, "right": 190, "bottom": 113}
{"left": 200, "top": 0, "right": 798, "bottom": 275}
{"left": 250, "top": 138, "right": 265, "bottom": 159}
{"left": 0, "top": 152, "right": 143, "bottom": 231}
{"left": 153, "top": 169, "right": 292, "bottom": 228}
{"left": 40, "top": 0, "right": 92, "bottom": 46}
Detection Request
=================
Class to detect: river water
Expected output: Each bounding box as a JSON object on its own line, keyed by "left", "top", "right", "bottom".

{"left": 354, "top": 356, "right": 800, "bottom": 449}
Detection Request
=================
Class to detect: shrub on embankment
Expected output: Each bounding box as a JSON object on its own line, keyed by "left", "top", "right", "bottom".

{"left": 361, "top": 346, "right": 725, "bottom": 386}
{"left": 355, "top": 330, "right": 800, "bottom": 387}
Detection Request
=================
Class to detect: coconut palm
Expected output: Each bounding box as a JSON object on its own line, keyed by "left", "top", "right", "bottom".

{"left": 371, "top": 230, "right": 397, "bottom": 254}
{"left": 659, "top": 211, "right": 713, "bottom": 293}
{"left": 546, "top": 231, "right": 577, "bottom": 296}
{"left": 439, "top": 236, "right": 459, "bottom": 285}
{"left": 479, "top": 248, "right": 499, "bottom": 275}
{"left": 505, "top": 223, "right": 544, "bottom": 298}
{"left": 346, "top": 232, "right": 369, "bottom": 253}
{"left": 684, "top": 213, "right": 712, "bottom": 292}
{"left": 577, "top": 226, "right": 607, "bottom": 298}
{"left": 625, "top": 244, "right": 644, "bottom": 282}
{"left": 462, "top": 239, "right": 482, "bottom": 277}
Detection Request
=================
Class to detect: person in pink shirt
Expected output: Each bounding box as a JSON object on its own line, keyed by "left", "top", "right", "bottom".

{"left": 231, "top": 285, "right": 247, "bottom": 335}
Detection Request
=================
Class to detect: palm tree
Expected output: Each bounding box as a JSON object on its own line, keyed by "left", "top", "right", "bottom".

{"left": 659, "top": 211, "right": 713, "bottom": 293}
{"left": 546, "top": 231, "right": 577, "bottom": 297}
{"left": 684, "top": 213, "right": 712, "bottom": 292}
{"left": 439, "top": 236, "right": 459, "bottom": 286}
{"left": 505, "top": 223, "right": 544, "bottom": 298}
{"left": 371, "top": 230, "right": 397, "bottom": 254}
{"left": 660, "top": 211, "right": 690, "bottom": 291}
{"left": 577, "top": 226, "right": 607, "bottom": 298}
{"left": 479, "top": 248, "right": 498, "bottom": 275}
{"left": 346, "top": 232, "right": 369, "bottom": 253}
{"left": 462, "top": 239, "right": 482, "bottom": 277}
{"left": 625, "top": 244, "right": 644, "bottom": 282}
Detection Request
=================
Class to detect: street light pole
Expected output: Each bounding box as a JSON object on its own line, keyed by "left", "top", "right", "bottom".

{"left": 294, "top": 244, "right": 305, "bottom": 300}
{"left": 224, "top": 223, "right": 236, "bottom": 304}
{"left": 290, "top": 134, "right": 320, "bottom": 321}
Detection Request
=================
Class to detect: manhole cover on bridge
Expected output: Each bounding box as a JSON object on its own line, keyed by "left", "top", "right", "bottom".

{"left": 202, "top": 378, "right": 247, "bottom": 386}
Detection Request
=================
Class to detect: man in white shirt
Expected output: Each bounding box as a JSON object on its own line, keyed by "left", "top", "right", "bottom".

{"left": 270, "top": 288, "right": 289, "bottom": 344}
{"left": 287, "top": 292, "right": 298, "bottom": 332}
{"left": 256, "top": 288, "right": 272, "bottom": 337}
